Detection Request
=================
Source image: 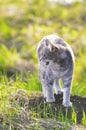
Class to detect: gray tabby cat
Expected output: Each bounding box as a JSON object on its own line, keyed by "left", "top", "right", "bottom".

{"left": 37, "top": 34, "right": 74, "bottom": 107}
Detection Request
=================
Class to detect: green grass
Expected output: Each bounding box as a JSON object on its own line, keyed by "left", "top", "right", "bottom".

{"left": 81, "top": 110, "right": 86, "bottom": 126}
{"left": 0, "top": 72, "right": 86, "bottom": 129}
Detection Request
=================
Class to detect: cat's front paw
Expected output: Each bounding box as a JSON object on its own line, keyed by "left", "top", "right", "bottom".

{"left": 45, "top": 97, "right": 55, "bottom": 103}
{"left": 63, "top": 101, "right": 72, "bottom": 107}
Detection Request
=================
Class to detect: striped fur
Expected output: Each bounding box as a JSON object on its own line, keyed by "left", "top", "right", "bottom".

{"left": 37, "top": 34, "right": 74, "bottom": 107}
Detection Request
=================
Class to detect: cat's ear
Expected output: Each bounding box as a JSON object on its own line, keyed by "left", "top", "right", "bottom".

{"left": 45, "top": 39, "right": 52, "bottom": 51}
{"left": 52, "top": 46, "right": 58, "bottom": 52}
{"left": 45, "top": 38, "right": 59, "bottom": 52}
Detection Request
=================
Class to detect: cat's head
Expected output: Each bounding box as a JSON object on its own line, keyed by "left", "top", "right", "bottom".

{"left": 37, "top": 38, "right": 58, "bottom": 62}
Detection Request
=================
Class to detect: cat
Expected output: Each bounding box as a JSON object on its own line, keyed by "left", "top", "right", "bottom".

{"left": 37, "top": 34, "right": 74, "bottom": 107}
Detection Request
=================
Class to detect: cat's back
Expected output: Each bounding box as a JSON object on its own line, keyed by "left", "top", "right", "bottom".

{"left": 45, "top": 34, "right": 74, "bottom": 62}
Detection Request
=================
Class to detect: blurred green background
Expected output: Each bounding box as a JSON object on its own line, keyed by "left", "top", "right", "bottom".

{"left": 0, "top": 0, "right": 86, "bottom": 96}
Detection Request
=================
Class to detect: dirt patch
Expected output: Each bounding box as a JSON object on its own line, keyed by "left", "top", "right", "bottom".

{"left": 0, "top": 90, "right": 86, "bottom": 130}
{"left": 9, "top": 90, "right": 86, "bottom": 124}
{"left": 29, "top": 93, "right": 86, "bottom": 124}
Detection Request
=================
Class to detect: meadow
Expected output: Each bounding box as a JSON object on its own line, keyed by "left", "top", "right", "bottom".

{"left": 0, "top": 0, "right": 86, "bottom": 129}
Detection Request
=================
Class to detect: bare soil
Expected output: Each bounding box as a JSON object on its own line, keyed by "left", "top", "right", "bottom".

{"left": 0, "top": 90, "right": 86, "bottom": 130}
{"left": 29, "top": 93, "right": 86, "bottom": 124}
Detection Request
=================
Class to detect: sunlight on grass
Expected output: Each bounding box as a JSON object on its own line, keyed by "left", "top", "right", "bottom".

{"left": 0, "top": 44, "right": 20, "bottom": 70}
{"left": 82, "top": 110, "right": 86, "bottom": 126}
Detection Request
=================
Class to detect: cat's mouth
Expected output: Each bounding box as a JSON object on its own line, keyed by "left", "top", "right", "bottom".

{"left": 39, "top": 56, "right": 50, "bottom": 65}
{"left": 45, "top": 61, "right": 49, "bottom": 65}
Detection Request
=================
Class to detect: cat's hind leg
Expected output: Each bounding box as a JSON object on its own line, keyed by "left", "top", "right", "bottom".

{"left": 62, "top": 76, "right": 72, "bottom": 107}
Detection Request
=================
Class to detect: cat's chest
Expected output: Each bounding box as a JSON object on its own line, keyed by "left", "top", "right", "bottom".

{"left": 51, "top": 62, "right": 68, "bottom": 77}
{"left": 39, "top": 59, "right": 69, "bottom": 77}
